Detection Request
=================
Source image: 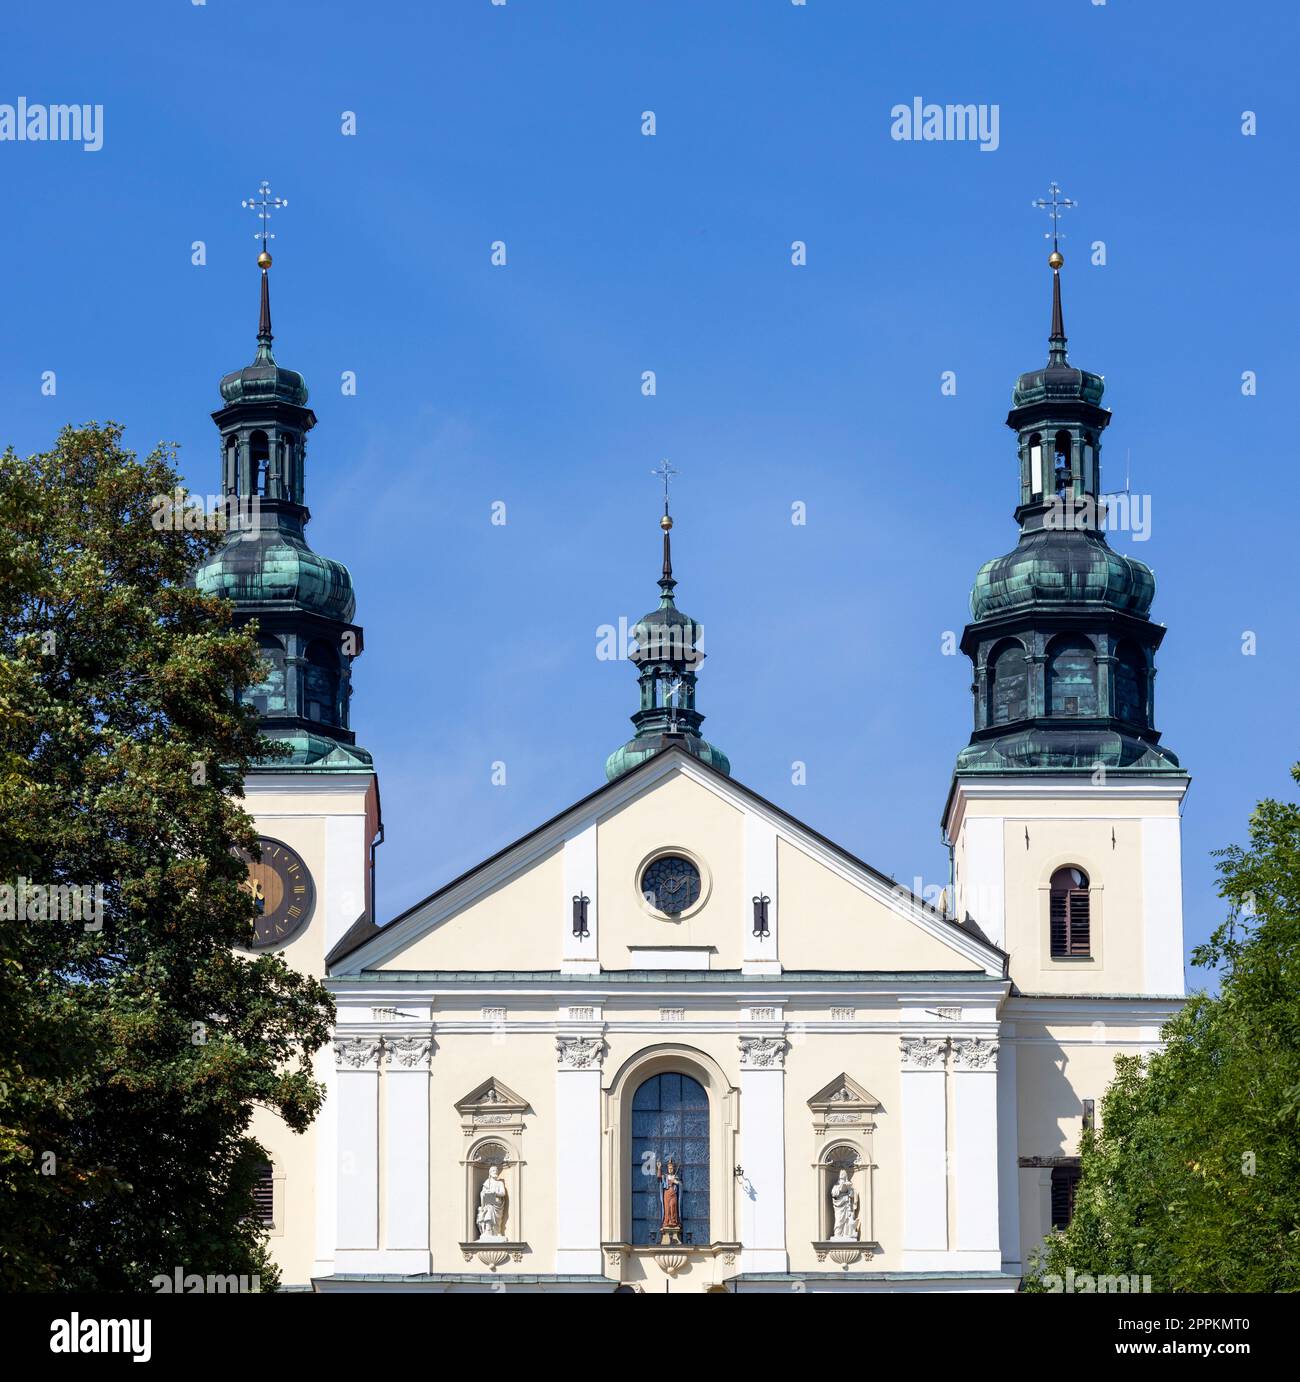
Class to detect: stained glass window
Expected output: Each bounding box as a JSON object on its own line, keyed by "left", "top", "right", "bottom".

{"left": 630, "top": 1073, "right": 710, "bottom": 1246}
{"left": 640, "top": 855, "right": 701, "bottom": 916}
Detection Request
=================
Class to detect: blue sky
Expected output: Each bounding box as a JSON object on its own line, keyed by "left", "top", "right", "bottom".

{"left": 2, "top": 1, "right": 1296, "bottom": 988}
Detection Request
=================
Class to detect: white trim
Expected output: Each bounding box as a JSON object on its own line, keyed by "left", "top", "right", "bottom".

{"left": 739, "top": 1061, "right": 788, "bottom": 1273}
{"left": 742, "top": 814, "right": 780, "bottom": 973}
{"left": 945, "top": 774, "right": 1189, "bottom": 839}
{"left": 561, "top": 822, "right": 599, "bottom": 972}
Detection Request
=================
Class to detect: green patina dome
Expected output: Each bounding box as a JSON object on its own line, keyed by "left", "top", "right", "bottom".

{"left": 605, "top": 732, "right": 731, "bottom": 782}
{"left": 253, "top": 730, "right": 374, "bottom": 771}
{"left": 970, "top": 528, "right": 1154, "bottom": 622}
{"left": 955, "top": 725, "right": 1180, "bottom": 774}
{"left": 1011, "top": 358, "right": 1105, "bottom": 409}
{"left": 219, "top": 353, "right": 309, "bottom": 409}
{"left": 194, "top": 522, "right": 356, "bottom": 623}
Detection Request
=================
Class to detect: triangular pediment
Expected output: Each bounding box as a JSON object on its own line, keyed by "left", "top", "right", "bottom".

{"left": 329, "top": 747, "right": 1005, "bottom": 978}
{"left": 808, "top": 1072, "right": 881, "bottom": 1113}
{"left": 455, "top": 1077, "right": 530, "bottom": 1117}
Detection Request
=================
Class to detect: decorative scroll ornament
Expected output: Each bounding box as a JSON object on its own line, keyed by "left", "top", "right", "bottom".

{"left": 383, "top": 1035, "right": 433, "bottom": 1069}
{"left": 556, "top": 1035, "right": 606, "bottom": 1070}
{"left": 953, "top": 1037, "right": 999, "bottom": 1071}
{"left": 739, "top": 1035, "right": 788, "bottom": 1070}
{"left": 334, "top": 1036, "right": 382, "bottom": 1070}
{"left": 899, "top": 1036, "right": 947, "bottom": 1070}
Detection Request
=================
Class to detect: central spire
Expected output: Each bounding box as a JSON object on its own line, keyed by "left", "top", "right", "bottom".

{"left": 604, "top": 470, "right": 730, "bottom": 782}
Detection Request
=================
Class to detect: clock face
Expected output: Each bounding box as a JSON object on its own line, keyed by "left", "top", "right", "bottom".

{"left": 240, "top": 837, "right": 316, "bottom": 950}
{"left": 641, "top": 854, "right": 702, "bottom": 916}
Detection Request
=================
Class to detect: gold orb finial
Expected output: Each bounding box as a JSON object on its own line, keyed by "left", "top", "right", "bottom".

{"left": 258, "top": 250, "right": 273, "bottom": 269}
{"left": 660, "top": 513, "right": 673, "bottom": 531}
{"left": 1048, "top": 249, "right": 1064, "bottom": 270}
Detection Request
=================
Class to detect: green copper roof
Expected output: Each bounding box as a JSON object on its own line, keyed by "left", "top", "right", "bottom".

{"left": 971, "top": 528, "right": 1154, "bottom": 621}
{"left": 605, "top": 730, "right": 731, "bottom": 782}
{"left": 219, "top": 270, "right": 309, "bottom": 408}
{"left": 194, "top": 516, "right": 357, "bottom": 623}
{"left": 249, "top": 731, "right": 374, "bottom": 772}
{"left": 955, "top": 726, "right": 1181, "bottom": 774}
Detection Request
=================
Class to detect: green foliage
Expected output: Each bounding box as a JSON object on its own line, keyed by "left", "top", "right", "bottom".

{"left": 1024, "top": 763, "right": 1300, "bottom": 1292}
{"left": 0, "top": 424, "right": 333, "bottom": 1290}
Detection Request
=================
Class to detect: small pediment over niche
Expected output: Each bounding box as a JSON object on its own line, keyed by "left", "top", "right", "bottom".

{"left": 807, "top": 1073, "right": 881, "bottom": 1131}
{"left": 456, "top": 1078, "right": 531, "bottom": 1137}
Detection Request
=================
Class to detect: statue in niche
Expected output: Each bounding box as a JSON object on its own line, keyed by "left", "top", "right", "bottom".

{"left": 656, "top": 1158, "right": 683, "bottom": 1244}
{"left": 476, "top": 1163, "right": 508, "bottom": 1242}
{"left": 830, "top": 1168, "right": 860, "bottom": 1241}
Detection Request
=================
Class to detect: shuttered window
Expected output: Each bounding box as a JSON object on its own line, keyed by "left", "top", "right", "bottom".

{"left": 253, "top": 1161, "right": 275, "bottom": 1227}
{"left": 1051, "top": 1165, "right": 1082, "bottom": 1229}
{"left": 1050, "top": 867, "right": 1091, "bottom": 957}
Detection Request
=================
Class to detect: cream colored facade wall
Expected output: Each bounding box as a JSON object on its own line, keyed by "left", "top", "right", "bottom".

{"left": 596, "top": 773, "right": 744, "bottom": 968}
{"left": 373, "top": 845, "right": 563, "bottom": 971}
{"left": 953, "top": 789, "right": 1184, "bottom": 995}
{"left": 778, "top": 839, "right": 982, "bottom": 973}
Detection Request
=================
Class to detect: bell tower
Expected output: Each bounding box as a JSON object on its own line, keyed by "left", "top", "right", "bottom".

{"left": 942, "top": 195, "right": 1188, "bottom": 1000}
{"left": 196, "top": 188, "right": 381, "bottom": 1285}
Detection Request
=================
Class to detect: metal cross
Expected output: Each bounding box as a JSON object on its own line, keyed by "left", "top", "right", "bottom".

{"left": 1031, "top": 181, "right": 1077, "bottom": 251}
{"left": 651, "top": 459, "right": 679, "bottom": 511}
{"left": 242, "top": 180, "right": 288, "bottom": 253}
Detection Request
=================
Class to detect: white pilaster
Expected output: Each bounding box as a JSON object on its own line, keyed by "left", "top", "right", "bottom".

{"left": 381, "top": 1035, "right": 433, "bottom": 1273}
{"left": 311, "top": 1044, "right": 338, "bottom": 1278}
{"left": 742, "top": 816, "right": 781, "bottom": 974}
{"left": 555, "top": 1035, "right": 605, "bottom": 1273}
{"left": 899, "top": 1037, "right": 948, "bottom": 1269}
{"left": 995, "top": 1025, "right": 1021, "bottom": 1273}
{"left": 324, "top": 811, "right": 368, "bottom": 954}
{"left": 961, "top": 816, "right": 1005, "bottom": 948}
{"left": 1141, "top": 815, "right": 1185, "bottom": 995}
{"left": 952, "top": 1038, "right": 1002, "bottom": 1270}
{"left": 739, "top": 1036, "right": 788, "bottom": 1271}
{"left": 333, "top": 1036, "right": 382, "bottom": 1273}
{"left": 562, "top": 823, "right": 599, "bottom": 974}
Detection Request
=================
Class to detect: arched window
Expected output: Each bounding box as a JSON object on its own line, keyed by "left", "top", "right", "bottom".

{"left": 1050, "top": 867, "right": 1091, "bottom": 957}
{"left": 630, "top": 1073, "right": 709, "bottom": 1246}
{"left": 1028, "top": 432, "right": 1043, "bottom": 498}
{"left": 249, "top": 430, "right": 270, "bottom": 496}
{"left": 1053, "top": 429, "right": 1073, "bottom": 495}
{"left": 1114, "top": 641, "right": 1147, "bottom": 726}
{"left": 248, "top": 637, "right": 286, "bottom": 716}
{"left": 304, "top": 639, "right": 341, "bottom": 726}
{"left": 987, "top": 639, "right": 1028, "bottom": 726}
{"left": 225, "top": 433, "right": 240, "bottom": 494}
{"left": 1047, "top": 636, "right": 1097, "bottom": 717}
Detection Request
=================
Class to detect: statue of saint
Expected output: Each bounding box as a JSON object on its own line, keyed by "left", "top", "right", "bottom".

{"left": 476, "top": 1163, "right": 508, "bottom": 1242}
{"left": 830, "top": 1168, "right": 860, "bottom": 1241}
{"left": 656, "top": 1158, "right": 683, "bottom": 1244}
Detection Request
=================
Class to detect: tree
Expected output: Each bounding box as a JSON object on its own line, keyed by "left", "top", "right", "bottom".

{"left": 0, "top": 423, "right": 333, "bottom": 1290}
{"left": 1024, "top": 763, "right": 1300, "bottom": 1292}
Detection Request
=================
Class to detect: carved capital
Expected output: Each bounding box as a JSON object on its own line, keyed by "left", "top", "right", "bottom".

{"left": 334, "top": 1035, "right": 382, "bottom": 1071}
{"left": 899, "top": 1036, "right": 947, "bottom": 1071}
{"left": 556, "top": 1035, "right": 605, "bottom": 1071}
{"left": 953, "top": 1037, "right": 999, "bottom": 1071}
{"left": 382, "top": 1034, "right": 433, "bottom": 1069}
{"left": 739, "top": 1035, "right": 788, "bottom": 1070}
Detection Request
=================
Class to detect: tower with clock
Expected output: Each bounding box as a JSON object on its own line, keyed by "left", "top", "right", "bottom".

{"left": 194, "top": 188, "right": 382, "bottom": 1281}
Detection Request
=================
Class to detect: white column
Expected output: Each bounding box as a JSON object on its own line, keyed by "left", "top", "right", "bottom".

{"left": 381, "top": 1035, "right": 433, "bottom": 1272}
{"left": 1141, "top": 815, "right": 1185, "bottom": 996}
{"left": 900, "top": 1037, "right": 948, "bottom": 1269}
{"left": 333, "top": 1035, "right": 382, "bottom": 1273}
{"left": 952, "top": 1038, "right": 1002, "bottom": 1270}
{"left": 555, "top": 1035, "right": 604, "bottom": 1273}
{"left": 562, "top": 824, "right": 599, "bottom": 974}
{"left": 742, "top": 816, "right": 781, "bottom": 974}
{"left": 739, "top": 1036, "right": 788, "bottom": 1271}
{"left": 995, "top": 1026, "right": 1021, "bottom": 1273}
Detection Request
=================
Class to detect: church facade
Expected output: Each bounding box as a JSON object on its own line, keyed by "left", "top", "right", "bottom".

{"left": 202, "top": 242, "right": 1189, "bottom": 1293}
